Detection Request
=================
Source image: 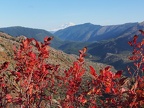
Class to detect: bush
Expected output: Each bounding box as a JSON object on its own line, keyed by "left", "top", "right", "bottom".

{"left": 0, "top": 30, "right": 144, "bottom": 108}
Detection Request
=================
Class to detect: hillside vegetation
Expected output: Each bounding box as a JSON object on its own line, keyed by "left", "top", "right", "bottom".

{"left": 0, "top": 32, "right": 111, "bottom": 73}
{"left": 0, "top": 30, "right": 144, "bottom": 107}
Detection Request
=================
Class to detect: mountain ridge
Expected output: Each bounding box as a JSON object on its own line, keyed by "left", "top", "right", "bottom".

{"left": 0, "top": 26, "right": 64, "bottom": 49}
{"left": 54, "top": 22, "right": 138, "bottom": 42}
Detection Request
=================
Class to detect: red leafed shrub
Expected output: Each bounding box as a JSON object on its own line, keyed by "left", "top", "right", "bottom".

{"left": 0, "top": 30, "right": 144, "bottom": 108}
{"left": 0, "top": 37, "right": 60, "bottom": 107}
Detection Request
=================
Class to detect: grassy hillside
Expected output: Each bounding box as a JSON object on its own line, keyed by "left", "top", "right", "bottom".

{"left": 0, "top": 32, "right": 114, "bottom": 74}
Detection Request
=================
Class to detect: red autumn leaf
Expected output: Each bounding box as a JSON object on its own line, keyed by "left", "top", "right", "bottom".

{"left": 139, "top": 82, "right": 144, "bottom": 88}
{"left": 44, "top": 96, "right": 52, "bottom": 100}
{"left": 15, "top": 72, "right": 21, "bottom": 78}
{"left": 121, "top": 88, "right": 126, "bottom": 93}
{"left": 73, "top": 61, "right": 79, "bottom": 71}
{"left": 104, "top": 66, "right": 111, "bottom": 71}
{"left": 132, "top": 49, "right": 136, "bottom": 55}
{"left": 100, "top": 69, "right": 104, "bottom": 75}
{"left": 133, "top": 35, "right": 138, "bottom": 44}
{"left": 91, "top": 105, "right": 97, "bottom": 108}
{"left": 142, "top": 66, "right": 144, "bottom": 72}
{"left": 136, "top": 42, "right": 142, "bottom": 48}
{"left": 128, "top": 41, "right": 133, "bottom": 46}
{"left": 105, "top": 87, "right": 111, "bottom": 93}
{"left": 44, "top": 36, "right": 49, "bottom": 42}
{"left": 79, "top": 47, "right": 87, "bottom": 54}
{"left": 82, "top": 47, "right": 87, "bottom": 53}
{"left": 47, "top": 36, "right": 54, "bottom": 41}
{"left": 0, "top": 62, "right": 9, "bottom": 70}
{"left": 79, "top": 49, "right": 83, "bottom": 55}
{"left": 77, "top": 69, "right": 85, "bottom": 78}
{"left": 27, "top": 85, "right": 33, "bottom": 95}
{"left": 1, "top": 83, "right": 6, "bottom": 87}
{"left": 55, "top": 76, "right": 64, "bottom": 82}
{"left": 77, "top": 57, "right": 84, "bottom": 63}
{"left": 28, "top": 52, "right": 36, "bottom": 59}
{"left": 6, "top": 94, "right": 12, "bottom": 102}
{"left": 134, "top": 62, "right": 140, "bottom": 68}
{"left": 139, "top": 30, "right": 144, "bottom": 35}
{"left": 90, "top": 66, "right": 97, "bottom": 78}
{"left": 129, "top": 56, "right": 139, "bottom": 61}
{"left": 35, "top": 41, "right": 41, "bottom": 50}
{"left": 141, "top": 39, "right": 144, "bottom": 45}
{"left": 114, "top": 70, "right": 123, "bottom": 79}
{"left": 105, "top": 71, "right": 114, "bottom": 78}
{"left": 136, "top": 90, "right": 143, "bottom": 96}
{"left": 87, "top": 88, "right": 100, "bottom": 95}
{"left": 78, "top": 95, "right": 87, "bottom": 104}
{"left": 44, "top": 36, "right": 54, "bottom": 42}
{"left": 82, "top": 54, "right": 87, "bottom": 57}
{"left": 22, "top": 38, "right": 30, "bottom": 48}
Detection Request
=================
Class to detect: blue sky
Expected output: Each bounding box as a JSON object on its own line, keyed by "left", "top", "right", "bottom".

{"left": 0, "top": 0, "right": 144, "bottom": 30}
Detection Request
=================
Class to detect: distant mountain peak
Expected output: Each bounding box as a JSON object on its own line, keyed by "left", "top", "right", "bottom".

{"left": 50, "top": 22, "right": 75, "bottom": 32}
{"left": 83, "top": 23, "right": 93, "bottom": 25}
